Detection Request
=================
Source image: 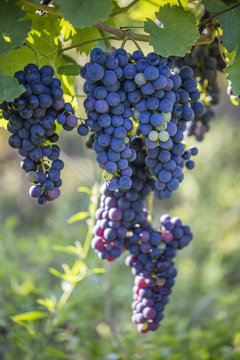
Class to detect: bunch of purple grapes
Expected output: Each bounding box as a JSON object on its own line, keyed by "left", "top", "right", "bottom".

{"left": 1, "top": 63, "right": 78, "bottom": 204}
{"left": 79, "top": 47, "right": 203, "bottom": 199}
{"left": 125, "top": 214, "right": 193, "bottom": 333}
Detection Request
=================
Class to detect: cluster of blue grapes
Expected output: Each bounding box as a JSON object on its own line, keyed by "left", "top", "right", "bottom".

{"left": 146, "top": 144, "right": 198, "bottom": 199}
{"left": 79, "top": 47, "right": 204, "bottom": 199}
{"left": 77, "top": 47, "right": 200, "bottom": 333}
{"left": 1, "top": 64, "right": 78, "bottom": 204}
{"left": 90, "top": 145, "right": 193, "bottom": 332}
{"left": 92, "top": 151, "right": 154, "bottom": 261}
{"left": 79, "top": 47, "right": 138, "bottom": 190}
{"left": 126, "top": 214, "right": 193, "bottom": 333}
{"left": 176, "top": 41, "right": 225, "bottom": 141}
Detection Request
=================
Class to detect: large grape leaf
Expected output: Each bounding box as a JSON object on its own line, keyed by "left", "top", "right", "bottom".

{"left": 224, "top": 45, "right": 240, "bottom": 95}
{"left": 144, "top": 5, "right": 199, "bottom": 57}
{"left": 0, "top": 1, "right": 32, "bottom": 55}
{"left": 0, "top": 72, "right": 25, "bottom": 103}
{"left": 202, "top": 0, "right": 240, "bottom": 52}
{"left": 54, "top": 0, "right": 114, "bottom": 28}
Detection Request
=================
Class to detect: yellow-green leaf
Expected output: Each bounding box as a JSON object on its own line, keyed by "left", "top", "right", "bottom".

{"left": 68, "top": 211, "right": 89, "bottom": 224}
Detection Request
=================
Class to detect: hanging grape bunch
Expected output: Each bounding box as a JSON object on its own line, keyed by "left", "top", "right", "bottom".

{"left": 1, "top": 64, "right": 78, "bottom": 204}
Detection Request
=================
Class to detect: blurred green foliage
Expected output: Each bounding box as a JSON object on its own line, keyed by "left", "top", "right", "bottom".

{"left": 0, "top": 92, "right": 240, "bottom": 359}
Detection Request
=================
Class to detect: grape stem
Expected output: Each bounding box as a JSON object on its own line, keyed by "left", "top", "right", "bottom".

{"left": 24, "top": 40, "right": 59, "bottom": 78}
{"left": 148, "top": 192, "right": 154, "bottom": 225}
{"left": 216, "top": 27, "right": 227, "bottom": 64}
{"left": 58, "top": 37, "right": 121, "bottom": 53}
{"left": 198, "top": 3, "right": 240, "bottom": 28}
{"left": 24, "top": 41, "right": 40, "bottom": 67}
{"left": 98, "top": 29, "right": 111, "bottom": 48}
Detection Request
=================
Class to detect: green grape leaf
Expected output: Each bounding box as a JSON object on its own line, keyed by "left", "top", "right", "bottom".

{"left": 0, "top": 2, "right": 32, "bottom": 55}
{"left": 58, "top": 64, "right": 81, "bottom": 75}
{"left": 44, "top": 347, "right": 68, "bottom": 359}
{"left": 202, "top": 0, "right": 240, "bottom": 52}
{"left": 144, "top": 5, "right": 199, "bottom": 57}
{"left": 70, "top": 26, "right": 100, "bottom": 55}
{"left": 224, "top": 45, "right": 240, "bottom": 95}
{"left": 54, "top": 0, "right": 114, "bottom": 28}
{"left": 0, "top": 72, "right": 25, "bottom": 103}
{"left": 58, "top": 54, "right": 81, "bottom": 75}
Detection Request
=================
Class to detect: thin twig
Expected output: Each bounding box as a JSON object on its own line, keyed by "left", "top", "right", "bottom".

{"left": 198, "top": 3, "right": 240, "bottom": 28}
{"left": 110, "top": 0, "right": 141, "bottom": 18}
{"left": 58, "top": 37, "right": 120, "bottom": 53}
{"left": 25, "top": 40, "right": 59, "bottom": 78}
{"left": 24, "top": 41, "right": 40, "bottom": 66}
{"left": 216, "top": 27, "right": 227, "bottom": 64}
{"left": 120, "top": 26, "right": 144, "bottom": 29}
{"left": 93, "top": 22, "right": 149, "bottom": 42}
{"left": 98, "top": 29, "right": 111, "bottom": 48}
{"left": 131, "top": 38, "right": 142, "bottom": 51}
{"left": 177, "top": 0, "right": 183, "bottom": 7}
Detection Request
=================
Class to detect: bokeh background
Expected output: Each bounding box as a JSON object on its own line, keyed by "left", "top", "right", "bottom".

{"left": 0, "top": 23, "right": 240, "bottom": 360}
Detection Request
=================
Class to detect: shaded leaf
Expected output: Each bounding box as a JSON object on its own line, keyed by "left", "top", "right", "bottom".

{"left": 44, "top": 347, "right": 68, "bottom": 358}
{"left": 0, "top": 72, "right": 25, "bottom": 103}
{"left": 55, "top": 0, "right": 114, "bottom": 28}
{"left": 70, "top": 26, "right": 100, "bottom": 55}
{"left": 224, "top": 45, "right": 240, "bottom": 95}
{"left": 202, "top": 0, "right": 240, "bottom": 52}
{"left": 58, "top": 64, "right": 81, "bottom": 75}
{"left": 0, "top": 2, "right": 32, "bottom": 55}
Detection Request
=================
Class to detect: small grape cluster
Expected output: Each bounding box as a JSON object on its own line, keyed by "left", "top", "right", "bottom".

{"left": 79, "top": 47, "right": 203, "bottom": 199}
{"left": 146, "top": 144, "right": 198, "bottom": 199}
{"left": 127, "top": 213, "right": 193, "bottom": 333}
{"left": 1, "top": 63, "right": 77, "bottom": 204}
{"left": 176, "top": 41, "right": 225, "bottom": 140}
{"left": 92, "top": 157, "right": 154, "bottom": 261}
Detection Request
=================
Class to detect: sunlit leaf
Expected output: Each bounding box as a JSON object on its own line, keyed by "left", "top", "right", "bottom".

{"left": 68, "top": 211, "right": 89, "bottom": 224}
{"left": 11, "top": 311, "right": 47, "bottom": 323}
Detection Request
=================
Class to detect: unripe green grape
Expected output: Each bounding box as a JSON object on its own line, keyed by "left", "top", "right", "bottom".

{"left": 162, "top": 112, "right": 171, "bottom": 122}
{"left": 158, "top": 130, "right": 169, "bottom": 142}
{"left": 148, "top": 130, "right": 159, "bottom": 141}
{"left": 134, "top": 73, "right": 147, "bottom": 86}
